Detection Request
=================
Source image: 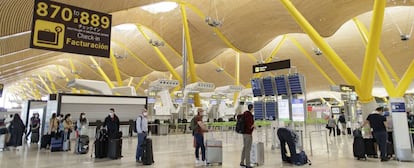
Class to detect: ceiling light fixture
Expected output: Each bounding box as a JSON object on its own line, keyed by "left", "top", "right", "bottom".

{"left": 149, "top": 39, "right": 164, "bottom": 47}
{"left": 140, "top": 2, "right": 178, "bottom": 14}
{"left": 205, "top": 16, "right": 222, "bottom": 27}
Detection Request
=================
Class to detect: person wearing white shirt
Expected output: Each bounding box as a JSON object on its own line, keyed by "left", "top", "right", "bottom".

{"left": 135, "top": 108, "right": 148, "bottom": 163}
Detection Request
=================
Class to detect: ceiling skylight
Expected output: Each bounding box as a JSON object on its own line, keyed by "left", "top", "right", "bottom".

{"left": 140, "top": 2, "right": 178, "bottom": 14}
{"left": 114, "top": 23, "right": 137, "bottom": 31}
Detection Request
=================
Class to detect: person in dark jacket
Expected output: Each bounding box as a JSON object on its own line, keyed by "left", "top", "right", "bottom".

{"left": 240, "top": 104, "right": 255, "bottom": 168}
{"left": 361, "top": 107, "right": 389, "bottom": 162}
{"left": 277, "top": 127, "right": 299, "bottom": 163}
{"left": 103, "top": 108, "right": 120, "bottom": 139}
{"left": 7, "top": 113, "right": 25, "bottom": 150}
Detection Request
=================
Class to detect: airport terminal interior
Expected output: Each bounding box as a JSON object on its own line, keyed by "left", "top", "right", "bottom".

{"left": 1, "top": 0, "right": 414, "bottom": 167}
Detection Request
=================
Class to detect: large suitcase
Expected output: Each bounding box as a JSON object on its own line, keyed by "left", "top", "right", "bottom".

{"left": 353, "top": 137, "right": 366, "bottom": 160}
{"left": 50, "top": 133, "right": 64, "bottom": 152}
{"left": 31, "top": 132, "right": 39, "bottom": 143}
{"left": 0, "top": 134, "right": 5, "bottom": 151}
{"left": 107, "top": 139, "right": 122, "bottom": 159}
{"left": 205, "top": 139, "right": 223, "bottom": 165}
{"left": 142, "top": 138, "right": 154, "bottom": 165}
{"left": 250, "top": 142, "right": 265, "bottom": 166}
{"left": 94, "top": 139, "right": 108, "bottom": 158}
{"left": 40, "top": 134, "right": 51, "bottom": 149}
{"left": 364, "top": 138, "right": 377, "bottom": 158}
{"left": 76, "top": 135, "right": 89, "bottom": 154}
{"left": 387, "top": 142, "right": 394, "bottom": 157}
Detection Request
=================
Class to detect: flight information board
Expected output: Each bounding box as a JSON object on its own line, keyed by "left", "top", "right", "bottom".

{"left": 292, "top": 99, "right": 305, "bottom": 121}
{"left": 262, "top": 77, "right": 275, "bottom": 96}
{"left": 288, "top": 74, "right": 303, "bottom": 95}
{"left": 251, "top": 78, "right": 264, "bottom": 97}
{"left": 275, "top": 76, "right": 288, "bottom": 95}
{"left": 278, "top": 99, "right": 290, "bottom": 120}
{"left": 253, "top": 101, "right": 264, "bottom": 120}
{"left": 265, "top": 101, "right": 277, "bottom": 120}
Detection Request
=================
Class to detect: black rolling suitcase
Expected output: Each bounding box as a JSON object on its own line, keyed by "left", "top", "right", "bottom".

{"left": 142, "top": 137, "right": 154, "bottom": 165}
{"left": 387, "top": 142, "right": 394, "bottom": 157}
{"left": 50, "top": 132, "right": 64, "bottom": 152}
{"left": 40, "top": 134, "right": 51, "bottom": 149}
{"left": 107, "top": 139, "right": 122, "bottom": 159}
{"left": 353, "top": 137, "right": 366, "bottom": 160}
{"left": 364, "top": 138, "right": 377, "bottom": 158}
{"left": 94, "top": 130, "right": 108, "bottom": 158}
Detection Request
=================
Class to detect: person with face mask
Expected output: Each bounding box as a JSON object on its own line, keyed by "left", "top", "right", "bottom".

{"left": 135, "top": 108, "right": 148, "bottom": 163}
{"left": 103, "top": 108, "right": 120, "bottom": 140}
{"left": 28, "top": 113, "right": 41, "bottom": 143}
{"left": 75, "top": 113, "right": 89, "bottom": 154}
{"left": 62, "top": 114, "right": 73, "bottom": 151}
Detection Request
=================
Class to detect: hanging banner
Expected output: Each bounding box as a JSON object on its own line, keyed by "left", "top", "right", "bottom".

{"left": 30, "top": 0, "right": 112, "bottom": 57}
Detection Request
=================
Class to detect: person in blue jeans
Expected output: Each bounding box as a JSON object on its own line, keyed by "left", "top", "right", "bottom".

{"left": 361, "top": 107, "right": 389, "bottom": 162}
{"left": 194, "top": 108, "right": 208, "bottom": 165}
{"left": 136, "top": 109, "right": 148, "bottom": 163}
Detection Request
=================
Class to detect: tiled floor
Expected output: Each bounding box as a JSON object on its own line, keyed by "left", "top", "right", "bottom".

{"left": 0, "top": 128, "right": 413, "bottom": 168}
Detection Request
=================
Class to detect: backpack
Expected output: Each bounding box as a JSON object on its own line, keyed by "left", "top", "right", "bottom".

{"left": 291, "top": 151, "right": 311, "bottom": 166}
{"left": 189, "top": 116, "right": 197, "bottom": 131}
{"left": 338, "top": 115, "right": 346, "bottom": 123}
{"left": 134, "top": 116, "right": 143, "bottom": 133}
{"left": 235, "top": 113, "right": 246, "bottom": 134}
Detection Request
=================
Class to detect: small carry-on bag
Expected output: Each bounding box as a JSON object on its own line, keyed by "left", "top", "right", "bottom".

{"left": 141, "top": 137, "right": 154, "bottom": 165}
{"left": 76, "top": 135, "right": 89, "bottom": 154}
{"left": 40, "top": 134, "right": 51, "bottom": 149}
{"left": 250, "top": 142, "right": 265, "bottom": 166}
{"left": 291, "top": 151, "right": 311, "bottom": 165}
{"left": 0, "top": 134, "right": 5, "bottom": 151}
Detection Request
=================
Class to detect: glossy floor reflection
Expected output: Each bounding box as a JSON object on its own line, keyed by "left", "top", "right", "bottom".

{"left": 0, "top": 129, "right": 413, "bottom": 168}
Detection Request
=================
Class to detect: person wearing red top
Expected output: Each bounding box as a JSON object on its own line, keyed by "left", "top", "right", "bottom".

{"left": 194, "top": 108, "right": 208, "bottom": 165}
{"left": 240, "top": 104, "right": 254, "bottom": 168}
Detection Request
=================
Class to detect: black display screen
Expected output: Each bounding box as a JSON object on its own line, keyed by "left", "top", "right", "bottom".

{"left": 262, "top": 77, "right": 275, "bottom": 96}
{"left": 288, "top": 74, "right": 303, "bottom": 95}
{"left": 275, "top": 76, "right": 288, "bottom": 95}
{"left": 251, "top": 78, "right": 263, "bottom": 97}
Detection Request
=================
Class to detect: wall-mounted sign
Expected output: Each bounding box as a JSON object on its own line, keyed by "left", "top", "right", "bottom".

{"left": 30, "top": 0, "right": 112, "bottom": 57}
{"left": 252, "top": 59, "right": 291, "bottom": 73}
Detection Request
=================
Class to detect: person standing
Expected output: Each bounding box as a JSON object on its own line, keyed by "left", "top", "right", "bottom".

{"left": 103, "top": 108, "right": 120, "bottom": 139}
{"left": 76, "top": 113, "right": 89, "bottom": 137}
{"left": 27, "top": 113, "right": 41, "bottom": 142}
{"left": 240, "top": 104, "right": 254, "bottom": 168}
{"left": 49, "top": 113, "right": 59, "bottom": 137}
{"left": 194, "top": 108, "right": 208, "bottom": 165}
{"left": 62, "top": 114, "right": 73, "bottom": 151}
{"left": 327, "top": 115, "right": 336, "bottom": 137}
{"left": 361, "top": 107, "right": 389, "bottom": 161}
{"left": 7, "top": 113, "right": 25, "bottom": 150}
{"left": 338, "top": 112, "right": 346, "bottom": 135}
{"left": 135, "top": 108, "right": 148, "bottom": 163}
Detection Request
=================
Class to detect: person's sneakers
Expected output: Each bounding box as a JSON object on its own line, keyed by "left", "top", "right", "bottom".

{"left": 240, "top": 163, "right": 246, "bottom": 167}
{"left": 136, "top": 160, "right": 142, "bottom": 163}
{"left": 381, "top": 157, "right": 390, "bottom": 162}
{"left": 195, "top": 159, "right": 200, "bottom": 164}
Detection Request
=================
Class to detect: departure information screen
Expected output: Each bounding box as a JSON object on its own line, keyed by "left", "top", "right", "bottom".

{"left": 288, "top": 74, "right": 303, "bottom": 95}
{"left": 262, "top": 77, "right": 275, "bottom": 96}
{"left": 251, "top": 78, "right": 263, "bottom": 97}
{"left": 275, "top": 76, "right": 288, "bottom": 95}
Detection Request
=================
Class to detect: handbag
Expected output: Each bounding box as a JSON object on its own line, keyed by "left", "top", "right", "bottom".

{"left": 325, "top": 124, "right": 330, "bottom": 129}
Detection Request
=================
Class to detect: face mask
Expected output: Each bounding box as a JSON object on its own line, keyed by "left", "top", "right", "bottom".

{"left": 143, "top": 112, "right": 148, "bottom": 117}
{"left": 81, "top": 115, "right": 85, "bottom": 119}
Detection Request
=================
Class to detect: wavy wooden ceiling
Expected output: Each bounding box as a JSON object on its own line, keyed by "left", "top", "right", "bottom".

{"left": 1, "top": 0, "right": 414, "bottom": 98}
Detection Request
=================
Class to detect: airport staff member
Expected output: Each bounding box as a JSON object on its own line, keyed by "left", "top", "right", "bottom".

{"left": 361, "top": 107, "right": 389, "bottom": 162}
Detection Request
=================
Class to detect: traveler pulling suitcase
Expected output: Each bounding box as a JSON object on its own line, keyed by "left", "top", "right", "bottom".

{"left": 107, "top": 139, "right": 122, "bottom": 159}
{"left": 141, "top": 137, "right": 154, "bottom": 165}
{"left": 205, "top": 138, "right": 223, "bottom": 165}
{"left": 76, "top": 135, "right": 89, "bottom": 154}
{"left": 250, "top": 142, "right": 265, "bottom": 166}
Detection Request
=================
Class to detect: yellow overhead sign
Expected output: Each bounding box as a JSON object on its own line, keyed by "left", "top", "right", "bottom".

{"left": 30, "top": 0, "right": 112, "bottom": 57}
